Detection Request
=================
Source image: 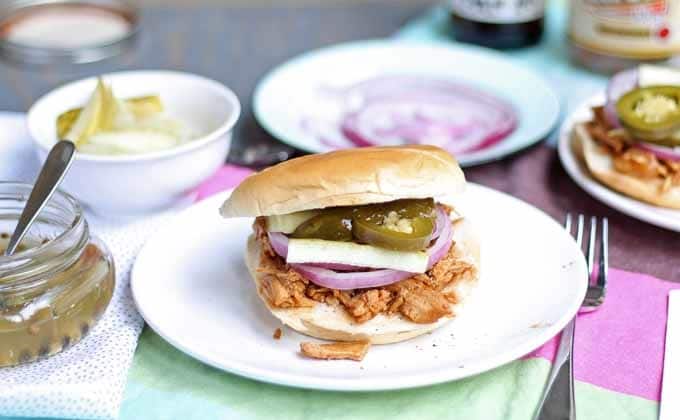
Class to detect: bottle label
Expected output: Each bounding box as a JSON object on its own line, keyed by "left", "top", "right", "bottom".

{"left": 450, "top": 0, "right": 544, "bottom": 24}
{"left": 569, "top": 0, "right": 680, "bottom": 59}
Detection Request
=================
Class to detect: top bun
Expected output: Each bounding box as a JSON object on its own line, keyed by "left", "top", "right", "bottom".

{"left": 220, "top": 145, "right": 465, "bottom": 217}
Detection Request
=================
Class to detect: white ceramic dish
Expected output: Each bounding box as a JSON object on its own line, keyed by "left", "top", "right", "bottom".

{"left": 131, "top": 184, "right": 588, "bottom": 391}
{"left": 558, "top": 93, "right": 680, "bottom": 232}
{"left": 27, "top": 71, "right": 240, "bottom": 214}
{"left": 253, "top": 40, "right": 560, "bottom": 167}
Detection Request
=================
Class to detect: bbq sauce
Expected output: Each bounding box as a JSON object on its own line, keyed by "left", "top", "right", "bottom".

{"left": 450, "top": 0, "right": 545, "bottom": 49}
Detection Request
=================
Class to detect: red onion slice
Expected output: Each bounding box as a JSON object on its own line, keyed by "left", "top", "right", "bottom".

{"left": 268, "top": 232, "right": 289, "bottom": 258}
{"left": 634, "top": 142, "right": 680, "bottom": 161}
{"left": 290, "top": 264, "right": 413, "bottom": 290}
{"left": 305, "top": 262, "right": 369, "bottom": 271}
{"left": 339, "top": 76, "right": 517, "bottom": 155}
{"left": 265, "top": 206, "right": 454, "bottom": 290}
{"left": 431, "top": 209, "right": 444, "bottom": 240}
{"left": 604, "top": 69, "right": 637, "bottom": 128}
{"left": 427, "top": 206, "right": 454, "bottom": 268}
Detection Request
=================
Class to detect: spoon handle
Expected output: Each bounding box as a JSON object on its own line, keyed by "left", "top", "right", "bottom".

{"left": 4, "top": 141, "right": 76, "bottom": 256}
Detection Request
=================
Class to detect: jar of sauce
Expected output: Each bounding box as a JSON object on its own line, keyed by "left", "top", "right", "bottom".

{"left": 569, "top": 0, "right": 680, "bottom": 74}
{"left": 0, "top": 183, "right": 115, "bottom": 367}
{"left": 449, "top": 0, "right": 545, "bottom": 49}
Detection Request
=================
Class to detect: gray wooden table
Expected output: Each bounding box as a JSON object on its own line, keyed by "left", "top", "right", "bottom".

{"left": 0, "top": 1, "right": 677, "bottom": 281}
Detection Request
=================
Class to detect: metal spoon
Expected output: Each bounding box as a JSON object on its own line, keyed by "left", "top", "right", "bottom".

{"left": 4, "top": 140, "right": 76, "bottom": 256}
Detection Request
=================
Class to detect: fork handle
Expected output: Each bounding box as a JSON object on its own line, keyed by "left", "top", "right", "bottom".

{"left": 534, "top": 317, "right": 576, "bottom": 420}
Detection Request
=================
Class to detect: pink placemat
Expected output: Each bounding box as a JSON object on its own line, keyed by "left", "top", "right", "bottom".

{"left": 528, "top": 269, "right": 678, "bottom": 401}
{"left": 194, "top": 164, "right": 253, "bottom": 201}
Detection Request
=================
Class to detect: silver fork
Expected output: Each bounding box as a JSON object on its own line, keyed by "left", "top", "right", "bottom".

{"left": 533, "top": 214, "right": 609, "bottom": 420}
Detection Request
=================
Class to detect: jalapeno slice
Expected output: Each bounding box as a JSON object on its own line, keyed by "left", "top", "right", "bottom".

{"left": 352, "top": 199, "right": 436, "bottom": 251}
{"left": 617, "top": 86, "right": 680, "bottom": 143}
{"left": 291, "top": 209, "right": 353, "bottom": 241}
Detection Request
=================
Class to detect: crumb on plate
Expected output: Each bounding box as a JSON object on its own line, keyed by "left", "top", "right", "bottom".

{"left": 299, "top": 341, "right": 370, "bottom": 361}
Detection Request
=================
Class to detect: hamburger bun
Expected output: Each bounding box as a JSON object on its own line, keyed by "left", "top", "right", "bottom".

{"left": 573, "top": 123, "right": 680, "bottom": 209}
{"left": 220, "top": 145, "right": 465, "bottom": 218}
{"left": 245, "top": 216, "right": 480, "bottom": 345}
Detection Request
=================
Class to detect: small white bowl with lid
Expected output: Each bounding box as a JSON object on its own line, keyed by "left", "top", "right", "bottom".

{"left": 27, "top": 70, "right": 241, "bottom": 214}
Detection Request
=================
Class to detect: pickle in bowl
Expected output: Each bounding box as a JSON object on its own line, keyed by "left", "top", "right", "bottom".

{"left": 56, "top": 77, "right": 195, "bottom": 156}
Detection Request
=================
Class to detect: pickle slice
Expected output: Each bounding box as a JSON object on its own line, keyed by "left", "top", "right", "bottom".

{"left": 62, "top": 78, "right": 107, "bottom": 145}
{"left": 126, "top": 95, "right": 163, "bottom": 117}
{"left": 57, "top": 88, "right": 163, "bottom": 140}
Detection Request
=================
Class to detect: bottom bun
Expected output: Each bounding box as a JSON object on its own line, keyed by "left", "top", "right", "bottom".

{"left": 573, "top": 123, "right": 680, "bottom": 209}
{"left": 244, "top": 218, "right": 480, "bottom": 345}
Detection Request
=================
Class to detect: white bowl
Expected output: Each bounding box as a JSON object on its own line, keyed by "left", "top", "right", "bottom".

{"left": 27, "top": 70, "right": 240, "bottom": 214}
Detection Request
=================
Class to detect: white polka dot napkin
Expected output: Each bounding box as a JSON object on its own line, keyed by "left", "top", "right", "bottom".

{"left": 0, "top": 113, "right": 171, "bottom": 419}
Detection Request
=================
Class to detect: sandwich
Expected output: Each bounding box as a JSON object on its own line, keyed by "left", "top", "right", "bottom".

{"left": 573, "top": 64, "right": 680, "bottom": 209}
{"left": 219, "top": 145, "right": 480, "bottom": 359}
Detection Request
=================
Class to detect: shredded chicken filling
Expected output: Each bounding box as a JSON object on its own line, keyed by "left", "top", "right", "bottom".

{"left": 587, "top": 106, "right": 680, "bottom": 192}
{"left": 253, "top": 215, "right": 476, "bottom": 325}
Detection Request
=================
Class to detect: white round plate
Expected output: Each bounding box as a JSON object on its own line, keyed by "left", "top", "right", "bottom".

{"left": 253, "top": 40, "right": 560, "bottom": 167}
{"left": 131, "top": 184, "right": 587, "bottom": 391}
{"left": 558, "top": 93, "right": 680, "bottom": 232}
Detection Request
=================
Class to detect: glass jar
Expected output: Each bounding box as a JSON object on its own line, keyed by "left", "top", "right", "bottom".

{"left": 0, "top": 183, "right": 115, "bottom": 367}
{"left": 569, "top": 0, "right": 680, "bottom": 74}
{"left": 0, "top": 0, "right": 139, "bottom": 65}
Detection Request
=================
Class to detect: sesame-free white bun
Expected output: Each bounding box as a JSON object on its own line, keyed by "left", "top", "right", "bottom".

{"left": 220, "top": 145, "right": 465, "bottom": 217}
{"left": 244, "top": 217, "right": 480, "bottom": 345}
{"left": 573, "top": 123, "right": 680, "bottom": 209}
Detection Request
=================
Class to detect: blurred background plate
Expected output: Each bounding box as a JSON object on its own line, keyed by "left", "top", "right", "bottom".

{"left": 558, "top": 94, "right": 680, "bottom": 232}
{"left": 253, "top": 40, "right": 559, "bottom": 167}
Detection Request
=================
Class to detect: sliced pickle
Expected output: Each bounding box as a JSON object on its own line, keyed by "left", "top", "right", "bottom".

{"left": 56, "top": 109, "right": 80, "bottom": 140}
{"left": 57, "top": 88, "right": 163, "bottom": 140}
{"left": 62, "top": 78, "right": 107, "bottom": 145}
{"left": 126, "top": 95, "right": 163, "bottom": 117}
{"left": 291, "top": 210, "right": 353, "bottom": 241}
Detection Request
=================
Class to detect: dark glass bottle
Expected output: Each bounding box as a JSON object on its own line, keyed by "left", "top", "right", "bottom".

{"left": 450, "top": 0, "right": 545, "bottom": 49}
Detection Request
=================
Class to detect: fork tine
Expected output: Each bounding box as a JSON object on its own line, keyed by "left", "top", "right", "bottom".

{"left": 575, "top": 214, "right": 585, "bottom": 248}
{"left": 565, "top": 213, "right": 572, "bottom": 232}
{"left": 597, "top": 218, "right": 609, "bottom": 290}
{"left": 587, "top": 216, "right": 597, "bottom": 281}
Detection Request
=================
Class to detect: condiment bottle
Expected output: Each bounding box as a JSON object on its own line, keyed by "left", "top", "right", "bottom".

{"left": 569, "top": 0, "right": 680, "bottom": 74}
{"left": 449, "top": 0, "right": 545, "bottom": 49}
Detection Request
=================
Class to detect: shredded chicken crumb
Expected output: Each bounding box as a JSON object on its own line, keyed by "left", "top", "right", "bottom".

{"left": 587, "top": 106, "right": 680, "bottom": 191}
{"left": 273, "top": 328, "right": 282, "bottom": 340}
{"left": 300, "top": 341, "right": 370, "bottom": 361}
{"left": 253, "top": 213, "right": 476, "bottom": 325}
